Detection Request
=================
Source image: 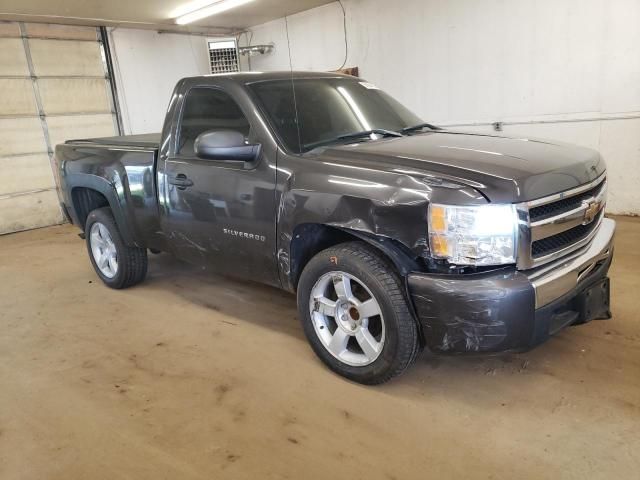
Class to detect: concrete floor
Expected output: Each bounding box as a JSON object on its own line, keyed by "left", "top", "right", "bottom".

{"left": 0, "top": 216, "right": 638, "bottom": 479}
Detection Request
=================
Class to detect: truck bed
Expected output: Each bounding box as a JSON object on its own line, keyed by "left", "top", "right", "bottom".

{"left": 56, "top": 132, "right": 161, "bottom": 249}
{"left": 66, "top": 133, "right": 161, "bottom": 149}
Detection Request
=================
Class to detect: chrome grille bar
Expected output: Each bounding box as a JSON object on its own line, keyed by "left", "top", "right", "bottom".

{"left": 516, "top": 173, "right": 607, "bottom": 270}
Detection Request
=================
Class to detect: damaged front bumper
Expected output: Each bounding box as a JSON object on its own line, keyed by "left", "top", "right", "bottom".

{"left": 408, "top": 218, "right": 616, "bottom": 353}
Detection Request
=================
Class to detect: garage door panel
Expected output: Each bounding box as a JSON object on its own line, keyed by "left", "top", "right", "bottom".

{"left": 0, "top": 154, "right": 55, "bottom": 195}
{"left": 0, "top": 38, "right": 29, "bottom": 76}
{"left": 25, "top": 23, "right": 97, "bottom": 41}
{"left": 0, "top": 79, "right": 38, "bottom": 116}
{"left": 0, "top": 22, "right": 20, "bottom": 37}
{"left": 29, "top": 39, "right": 105, "bottom": 77}
{"left": 0, "top": 189, "right": 62, "bottom": 235}
{"left": 0, "top": 117, "right": 47, "bottom": 156}
{"left": 47, "top": 114, "right": 115, "bottom": 148}
{"left": 38, "top": 78, "right": 111, "bottom": 114}
{"left": 0, "top": 23, "right": 119, "bottom": 234}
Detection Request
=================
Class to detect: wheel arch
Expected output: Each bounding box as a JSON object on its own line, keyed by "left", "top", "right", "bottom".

{"left": 288, "top": 223, "right": 421, "bottom": 291}
{"left": 67, "top": 174, "right": 136, "bottom": 246}
{"left": 71, "top": 187, "right": 109, "bottom": 228}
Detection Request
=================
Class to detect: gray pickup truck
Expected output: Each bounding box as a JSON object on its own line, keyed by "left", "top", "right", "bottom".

{"left": 54, "top": 71, "right": 614, "bottom": 384}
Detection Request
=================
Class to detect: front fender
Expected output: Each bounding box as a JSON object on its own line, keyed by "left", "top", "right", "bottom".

{"left": 332, "top": 227, "right": 421, "bottom": 276}
{"left": 275, "top": 158, "right": 487, "bottom": 289}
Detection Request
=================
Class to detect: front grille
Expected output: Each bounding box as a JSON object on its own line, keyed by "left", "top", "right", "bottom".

{"left": 531, "top": 211, "right": 603, "bottom": 258}
{"left": 529, "top": 181, "right": 605, "bottom": 222}
{"left": 517, "top": 174, "right": 607, "bottom": 270}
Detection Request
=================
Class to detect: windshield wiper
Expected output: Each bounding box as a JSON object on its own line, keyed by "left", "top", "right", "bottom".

{"left": 400, "top": 122, "right": 442, "bottom": 134}
{"left": 303, "top": 129, "right": 403, "bottom": 151}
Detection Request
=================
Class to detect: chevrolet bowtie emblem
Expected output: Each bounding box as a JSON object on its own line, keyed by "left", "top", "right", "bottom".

{"left": 582, "top": 200, "right": 601, "bottom": 225}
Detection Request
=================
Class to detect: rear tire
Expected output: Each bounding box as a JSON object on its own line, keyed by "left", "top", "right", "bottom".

{"left": 297, "top": 242, "right": 420, "bottom": 384}
{"left": 85, "top": 207, "right": 147, "bottom": 289}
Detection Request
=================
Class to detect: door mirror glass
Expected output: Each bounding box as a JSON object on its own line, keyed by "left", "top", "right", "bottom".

{"left": 194, "top": 130, "right": 261, "bottom": 162}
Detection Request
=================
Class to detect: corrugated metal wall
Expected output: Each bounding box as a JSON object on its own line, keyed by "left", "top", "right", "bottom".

{"left": 0, "top": 22, "right": 119, "bottom": 234}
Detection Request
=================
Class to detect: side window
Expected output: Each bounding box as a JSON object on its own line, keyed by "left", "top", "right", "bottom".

{"left": 177, "top": 87, "right": 250, "bottom": 156}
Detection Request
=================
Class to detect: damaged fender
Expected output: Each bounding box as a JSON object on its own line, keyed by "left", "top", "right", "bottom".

{"left": 274, "top": 153, "right": 487, "bottom": 291}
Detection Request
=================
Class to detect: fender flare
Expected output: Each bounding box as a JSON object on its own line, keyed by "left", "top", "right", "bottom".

{"left": 66, "top": 173, "right": 137, "bottom": 246}
{"left": 332, "top": 227, "right": 421, "bottom": 276}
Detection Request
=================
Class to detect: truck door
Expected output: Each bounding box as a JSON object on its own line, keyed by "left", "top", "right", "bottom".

{"left": 158, "top": 85, "right": 279, "bottom": 287}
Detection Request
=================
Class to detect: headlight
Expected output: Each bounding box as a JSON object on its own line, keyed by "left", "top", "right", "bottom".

{"left": 428, "top": 203, "right": 518, "bottom": 266}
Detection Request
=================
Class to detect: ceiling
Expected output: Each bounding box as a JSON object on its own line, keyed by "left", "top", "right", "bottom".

{"left": 0, "top": 0, "right": 334, "bottom": 34}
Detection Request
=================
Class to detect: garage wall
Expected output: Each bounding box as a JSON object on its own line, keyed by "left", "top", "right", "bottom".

{"left": 240, "top": 0, "right": 640, "bottom": 215}
{"left": 0, "top": 22, "right": 118, "bottom": 234}
{"left": 108, "top": 28, "right": 210, "bottom": 134}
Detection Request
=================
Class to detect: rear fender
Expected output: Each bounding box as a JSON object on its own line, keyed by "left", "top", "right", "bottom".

{"left": 66, "top": 173, "right": 136, "bottom": 246}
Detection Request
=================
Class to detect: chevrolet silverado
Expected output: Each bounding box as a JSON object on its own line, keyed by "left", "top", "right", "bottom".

{"left": 54, "top": 71, "right": 614, "bottom": 384}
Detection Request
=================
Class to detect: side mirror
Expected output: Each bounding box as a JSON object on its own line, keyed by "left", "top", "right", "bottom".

{"left": 194, "top": 130, "right": 261, "bottom": 162}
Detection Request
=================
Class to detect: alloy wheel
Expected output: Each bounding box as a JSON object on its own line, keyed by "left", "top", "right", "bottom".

{"left": 309, "top": 271, "right": 385, "bottom": 366}
{"left": 89, "top": 222, "right": 118, "bottom": 278}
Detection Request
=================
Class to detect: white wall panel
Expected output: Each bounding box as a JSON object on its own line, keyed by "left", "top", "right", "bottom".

{"left": 0, "top": 38, "right": 29, "bottom": 76}
{"left": 29, "top": 39, "right": 105, "bottom": 77}
{"left": 0, "top": 79, "right": 38, "bottom": 115}
{"left": 286, "top": 5, "right": 346, "bottom": 72}
{"left": 38, "top": 78, "right": 111, "bottom": 114}
{"left": 0, "top": 154, "right": 55, "bottom": 195}
{"left": 598, "top": 118, "right": 640, "bottom": 215}
{"left": 0, "top": 117, "right": 46, "bottom": 156}
{"left": 0, "top": 190, "right": 63, "bottom": 235}
{"left": 109, "top": 28, "right": 210, "bottom": 134}
{"left": 240, "top": 0, "right": 640, "bottom": 214}
{"left": 239, "top": 18, "right": 291, "bottom": 71}
{"left": 47, "top": 114, "right": 115, "bottom": 148}
{"left": 600, "top": 0, "right": 640, "bottom": 113}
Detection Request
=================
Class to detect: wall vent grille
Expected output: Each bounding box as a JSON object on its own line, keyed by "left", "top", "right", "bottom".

{"left": 208, "top": 39, "right": 239, "bottom": 74}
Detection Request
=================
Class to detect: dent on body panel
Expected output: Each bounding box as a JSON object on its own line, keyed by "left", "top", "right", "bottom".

{"left": 282, "top": 167, "right": 484, "bottom": 250}
{"left": 275, "top": 153, "right": 491, "bottom": 290}
{"left": 284, "top": 171, "right": 425, "bottom": 242}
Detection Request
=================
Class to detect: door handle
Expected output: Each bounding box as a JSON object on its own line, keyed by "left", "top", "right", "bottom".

{"left": 168, "top": 173, "right": 194, "bottom": 189}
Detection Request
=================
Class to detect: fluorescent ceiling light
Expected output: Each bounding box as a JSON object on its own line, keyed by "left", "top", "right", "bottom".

{"left": 170, "top": 0, "right": 220, "bottom": 18}
{"left": 174, "top": 0, "right": 255, "bottom": 25}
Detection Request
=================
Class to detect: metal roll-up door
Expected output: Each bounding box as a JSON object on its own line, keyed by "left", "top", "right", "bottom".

{"left": 0, "top": 22, "right": 120, "bottom": 234}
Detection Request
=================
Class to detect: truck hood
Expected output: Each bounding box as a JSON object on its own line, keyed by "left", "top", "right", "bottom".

{"left": 320, "top": 131, "right": 605, "bottom": 203}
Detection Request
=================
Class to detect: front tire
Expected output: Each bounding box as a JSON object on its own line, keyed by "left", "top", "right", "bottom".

{"left": 297, "top": 242, "right": 420, "bottom": 384}
{"left": 85, "top": 207, "right": 148, "bottom": 289}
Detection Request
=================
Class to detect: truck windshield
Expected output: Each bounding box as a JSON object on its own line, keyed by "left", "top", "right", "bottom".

{"left": 247, "top": 78, "right": 423, "bottom": 154}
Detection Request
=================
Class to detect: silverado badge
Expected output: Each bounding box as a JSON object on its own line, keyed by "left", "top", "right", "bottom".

{"left": 223, "top": 228, "right": 266, "bottom": 242}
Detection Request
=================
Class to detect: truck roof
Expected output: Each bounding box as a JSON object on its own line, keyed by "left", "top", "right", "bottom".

{"left": 183, "top": 70, "right": 359, "bottom": 84}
